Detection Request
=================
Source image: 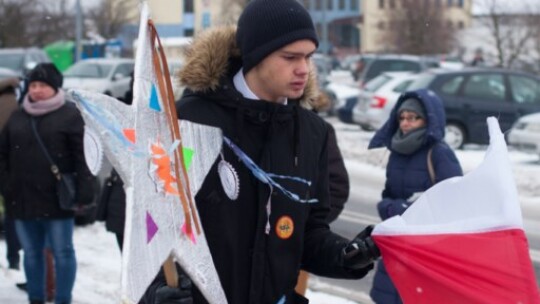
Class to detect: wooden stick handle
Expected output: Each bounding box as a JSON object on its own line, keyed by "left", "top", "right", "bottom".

{"left": 163, "top": 255, "right": 178, "bottom": 288}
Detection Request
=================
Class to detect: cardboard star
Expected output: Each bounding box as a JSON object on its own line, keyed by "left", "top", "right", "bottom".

{"left": 68, "top": 3, "right": 227, "bottom": 303}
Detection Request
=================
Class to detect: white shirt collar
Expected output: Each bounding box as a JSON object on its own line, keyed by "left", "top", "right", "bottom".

{"left": 233, "top": 68, "right": 287, "bottom": 105}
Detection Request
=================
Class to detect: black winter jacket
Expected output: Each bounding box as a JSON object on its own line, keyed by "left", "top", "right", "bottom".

{"left": 0, "top": 99, "right": 95, "bottom": 219}
{"left": 143, "top": 27, "right": 371, "bottom": 304}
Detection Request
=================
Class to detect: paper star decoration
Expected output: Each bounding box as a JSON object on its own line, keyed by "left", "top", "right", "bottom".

{"left": 68, "top": 3, "right": 227, "bottom": 303}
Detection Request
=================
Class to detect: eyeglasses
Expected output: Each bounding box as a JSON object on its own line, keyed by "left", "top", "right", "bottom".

{"left": 398, "top": 115, "right": 423, "bottom": 123}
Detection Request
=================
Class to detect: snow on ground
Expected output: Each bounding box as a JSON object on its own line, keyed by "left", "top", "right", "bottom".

{"left": 1, "top": 116, "right": 539, "bottom": 304}
{"left": 0, "top": 223, "right": 357, "bottom": 304}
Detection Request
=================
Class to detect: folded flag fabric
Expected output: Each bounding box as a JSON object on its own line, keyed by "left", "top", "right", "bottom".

{"left": 372, "top": 117, "right": 540, "bottom": 304}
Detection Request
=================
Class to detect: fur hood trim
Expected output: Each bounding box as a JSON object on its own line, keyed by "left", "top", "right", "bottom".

{"left": 178, "top": 26, "right": 328, "bottom": 110}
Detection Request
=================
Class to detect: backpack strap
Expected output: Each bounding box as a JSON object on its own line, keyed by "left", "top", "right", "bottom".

{"left": 427, "top": 146, "right": 435, "bottom": 185}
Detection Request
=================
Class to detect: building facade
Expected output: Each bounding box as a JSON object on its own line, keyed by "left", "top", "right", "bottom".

{"left": 361, "top": 0, "right": 472, "bottom": 53}
{"left": 302, "top": 0, "right": 362, "bottom": 57}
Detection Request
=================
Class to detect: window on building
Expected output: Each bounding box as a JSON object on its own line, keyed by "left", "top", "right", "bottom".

{"left": 458, "top": 0, "right": 464, "bottom": 7}
{"left": 379, "top": 0, "right": 385, "bottom": 9}
{"left": 389, "top": 0, "right": 396, "bottom": 9}
{"left": 447, "top": 0, "right": 453, "bottom": 7}
{"left": 378, "top": 21, "right": 385, "bottom": 29}
{"left": 302, "top": 0, "right": 310, "bottom": 9}
{"left": 350, "top": 0, "right": 358, "bottom": 10}
{"left": 458, "top": 20, "right": 464, "bottom": 29}
{"left": 184, "top": 29, "right": 194, "bottom": 37}
{"left": 315, "top": 0, "right": 322, "bottom": 10}
{"left": 435, "top": 0, "right": 442, "bottom": 7}
{"left": 339, "top": 0, "right": 346, "bottom": 10}
{"left": 184, "top": 0, "right": 194, "bottom": 13}
{"left": 328, "top": 0, "right": 333, "bottom": 10}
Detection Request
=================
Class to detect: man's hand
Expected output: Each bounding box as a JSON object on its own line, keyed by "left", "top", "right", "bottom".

{"left": 154, "top": 274, "right": 193, "bottom": 304}
{"left": 342, "top": 225, "right": 380, "bottom": 270}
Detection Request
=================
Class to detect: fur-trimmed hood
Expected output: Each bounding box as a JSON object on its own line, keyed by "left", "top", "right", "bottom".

{"left": 178, "top": 26, "right": 328, "bottom": 110}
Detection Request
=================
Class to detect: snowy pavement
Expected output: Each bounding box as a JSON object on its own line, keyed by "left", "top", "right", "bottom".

{"left": 0, "top": 222, "right": 360, "bottom": 303}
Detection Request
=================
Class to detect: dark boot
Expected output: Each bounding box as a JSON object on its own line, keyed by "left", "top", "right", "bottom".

{"left": 29, "top": 300, "right": 44, "bottom": 304}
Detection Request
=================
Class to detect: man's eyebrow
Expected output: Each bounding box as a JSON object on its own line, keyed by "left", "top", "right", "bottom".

{"left": 280, "top": 50, "right": 316, "bottom": 57}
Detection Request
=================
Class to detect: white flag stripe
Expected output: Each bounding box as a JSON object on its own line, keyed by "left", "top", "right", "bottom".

{"left": 373, "top": 117, "right": 524, "bottom": 236}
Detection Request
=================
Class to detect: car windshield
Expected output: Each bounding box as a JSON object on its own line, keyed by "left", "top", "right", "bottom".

{"left": 364, "top": 74, "right": 392, "bottom": 92}
{"left": 0, "top": 53, "right": 24, "bottom": 71}
{"left": 365, "top": 60, "right": 421, "bottom": 82}
{"left": 407, "top": 73, "right": 436, "bottom": 90}
{"left": 64, "top": 62, "right": 113, "bottom": 78}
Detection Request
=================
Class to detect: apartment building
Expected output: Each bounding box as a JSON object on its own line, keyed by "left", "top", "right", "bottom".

{"left": 361, "top": 0, "right": 472, "bottom": 53}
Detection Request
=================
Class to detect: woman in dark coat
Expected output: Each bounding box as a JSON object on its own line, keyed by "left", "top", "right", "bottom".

{"left": 0, "top": 63, "right": 95, "bottom": 304}
{"left": 368, "top": 89, "right": 463, "bottom": 304}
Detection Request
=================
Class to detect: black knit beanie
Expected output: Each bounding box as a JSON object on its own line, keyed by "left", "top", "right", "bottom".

{"left": 27, "top": 63, "right": 63, "bottom": 92}
{"left": 236, "top": 0, "right": 319, "bottom": 73}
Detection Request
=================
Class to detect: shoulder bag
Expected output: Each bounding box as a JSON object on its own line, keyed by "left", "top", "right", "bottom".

{"left": 30, "top": 117, "right": 77, "bottom": 211}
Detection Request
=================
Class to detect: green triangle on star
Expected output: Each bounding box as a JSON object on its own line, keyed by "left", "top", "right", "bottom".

{"left": 183, "top": 147, "right": 195, "bottom": 170}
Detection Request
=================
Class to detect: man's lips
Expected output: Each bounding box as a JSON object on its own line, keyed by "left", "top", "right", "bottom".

{"left": 291, "top": 81, "right": 306, "bottom": 89}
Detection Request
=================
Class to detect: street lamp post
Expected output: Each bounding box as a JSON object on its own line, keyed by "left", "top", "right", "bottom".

{"left": 75, "top": 0, "right": 82, "bottom": 62}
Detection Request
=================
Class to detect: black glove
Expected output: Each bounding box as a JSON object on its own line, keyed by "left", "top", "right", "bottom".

{"left": 154, "top": 274, "right": 193, "bottom": 304}
{"left": 342, "top": 225, "right": 380, "bottom": 270}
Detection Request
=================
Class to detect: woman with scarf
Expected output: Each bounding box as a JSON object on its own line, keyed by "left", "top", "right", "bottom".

{"left": 0, "top": 63, "right": 95, "bottom": 304}
{"left": 367, "top": 89, "right": 463, "bottom": 304}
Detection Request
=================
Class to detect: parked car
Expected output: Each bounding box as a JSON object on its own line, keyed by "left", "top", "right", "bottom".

{"left": 353, "top": 72, "right": 419, "bottom": 130}
{"left": 356, "top": 54, "right": 438, "bottom": 87}
{"left": 0, "top": 67, "right": 18, "bottom": 81}
{"left": 0, "top": 47, "right": 51, "bottom": 77}
{"left": 507, "top": 112, "right": 540, "bottom": 158}
{"left": 63, "top": 58, "right": 135, "bottom": 100}
{"left": 407, "top": 68, "right": 540, "bottom": 149}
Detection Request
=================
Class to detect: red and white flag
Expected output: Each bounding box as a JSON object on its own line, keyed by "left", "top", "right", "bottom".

{"left": 372, "top": 117, "right": 540, "bottom": 304}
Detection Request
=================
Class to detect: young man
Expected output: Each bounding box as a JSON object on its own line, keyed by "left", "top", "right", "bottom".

{"left": 143, "top": 1, "right": 379, "bottom": 303}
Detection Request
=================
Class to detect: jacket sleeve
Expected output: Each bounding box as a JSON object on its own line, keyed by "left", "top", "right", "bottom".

{"left": 66, "top": 108, "right": 96, "bottom": 205}
{"left": 432, "top": 143, "right": 463, "bottom": 182}
{"left": 301, "top": 128, "right": 372, "bottom": 279}
{"left": 0, "top": 122, "right": 10, "bottom": 196}
{"left": 325, "top": 123, "right": 350, "bottom": 223}
{"left": 376, "top": 197, "right": 411, "bottom": 220}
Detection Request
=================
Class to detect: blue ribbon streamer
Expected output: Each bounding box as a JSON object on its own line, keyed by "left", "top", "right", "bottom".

{"left": 223, "top": 136, "right": 317, "bottom": 204}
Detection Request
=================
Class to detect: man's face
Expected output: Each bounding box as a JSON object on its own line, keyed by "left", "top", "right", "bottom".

{"left": 246, "top": 39, "right": 317, "bottom": 103}
{"left": 28, "top": 81, "right": 56, "bottom": 101}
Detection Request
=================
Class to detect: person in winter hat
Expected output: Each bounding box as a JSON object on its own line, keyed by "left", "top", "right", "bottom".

{"left": 367, "top": 90, "right": 463, "bottom": 304}
{"left": 0, "top": 62, "right": 96, "bottom": 304}
{"left": 141, "top": 1, "right": 379, "bottom": 303}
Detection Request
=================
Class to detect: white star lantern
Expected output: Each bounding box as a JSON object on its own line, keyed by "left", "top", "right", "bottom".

{"left": 68, "top": 2, "right": 227, "bottom": 303}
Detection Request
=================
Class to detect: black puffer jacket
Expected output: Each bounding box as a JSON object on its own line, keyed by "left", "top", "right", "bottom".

{"left": 0, "top": 99, "right": 95, "bottom": 219}
{"left": 143, "top": 27, "right": 371, "bottom": 304}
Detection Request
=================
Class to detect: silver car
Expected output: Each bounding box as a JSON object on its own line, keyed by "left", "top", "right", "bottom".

{"left": 63, "top": 58, "right": 134, "bottom": 100}
{"left": 508, "top": 112, "right": 540, "bottom": 158}
{"left": 353, "top": 72, "right": 419, "bottom": 130}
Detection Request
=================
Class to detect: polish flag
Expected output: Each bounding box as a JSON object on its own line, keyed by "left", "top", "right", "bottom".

{"left": 372, "top": 117, "right": 540, "bottom": 304}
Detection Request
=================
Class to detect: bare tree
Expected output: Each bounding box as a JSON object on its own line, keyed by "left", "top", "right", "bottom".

{"left": 476, "top": 0, "right": 540, "bottom": 69}
{"left": 216, "top": 0, "right": 248, "bottom": 26}
{"left": 0, "top": 0, "right": 76, "bottom": 47}
{"left": 379, "top": 0, "right": 457, "bottom": 55}
{"left": 87, "top": 0, "right": 136, "bottom": 39}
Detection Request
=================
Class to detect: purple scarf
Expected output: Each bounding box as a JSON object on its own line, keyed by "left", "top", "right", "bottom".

{"left": 22, "top": 89, "right": 66, "bottom": 116}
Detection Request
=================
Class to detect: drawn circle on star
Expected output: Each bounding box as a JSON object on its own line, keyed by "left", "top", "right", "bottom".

{"left": 218, "top": 159, "right": 240, "bottom": 201}
{"left": 275, "top": 216, "right": 294, "bottom": 240}
{"left": 83, "top": 127, "right": 104, "bottom": 176}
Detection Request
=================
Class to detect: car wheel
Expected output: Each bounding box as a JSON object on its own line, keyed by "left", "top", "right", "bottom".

{"left": 445, "top": 123, "right": 466, "bottom": 149}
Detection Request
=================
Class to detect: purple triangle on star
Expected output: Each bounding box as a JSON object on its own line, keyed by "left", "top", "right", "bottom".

{"left": 146, "top": 211, "right": 158, "bottom": 243}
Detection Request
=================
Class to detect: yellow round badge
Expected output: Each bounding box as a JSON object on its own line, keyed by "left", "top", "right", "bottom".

{"left": 275, "top": 216, "right": 294, "bottom": 239}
